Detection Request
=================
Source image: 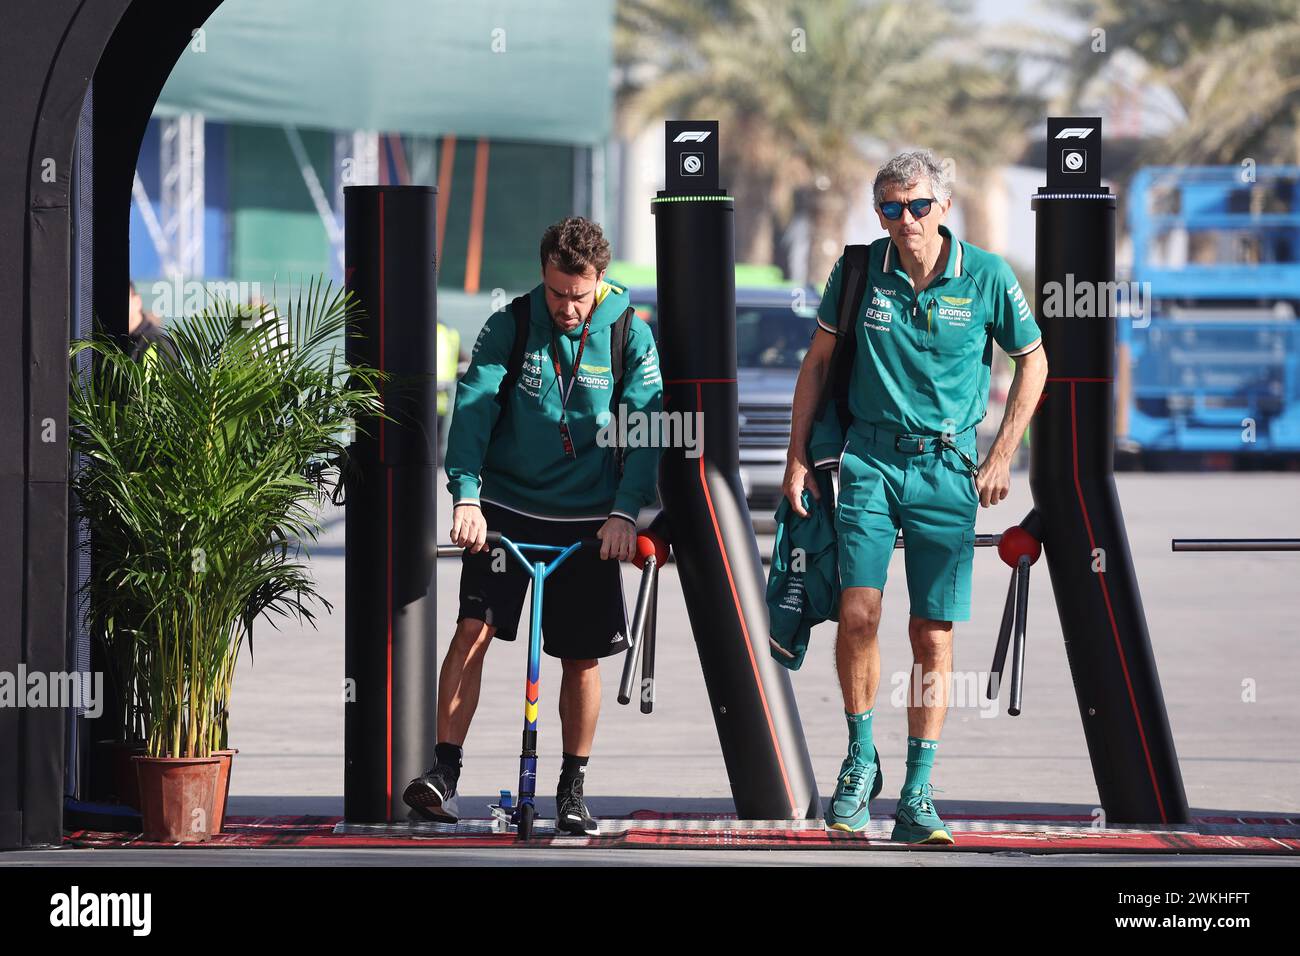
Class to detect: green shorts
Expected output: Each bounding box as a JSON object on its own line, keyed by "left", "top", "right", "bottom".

{"left": 834, "top": 421, "right": 979, "bottom": 622}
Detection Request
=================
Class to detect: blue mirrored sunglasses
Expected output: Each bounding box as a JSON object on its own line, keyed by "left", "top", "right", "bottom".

{"left": 879, "top": 198, "right": 938, "bottom": 221}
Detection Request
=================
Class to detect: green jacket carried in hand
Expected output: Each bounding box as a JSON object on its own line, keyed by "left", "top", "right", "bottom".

{"left": 445, "top": 279, "right": 663, "bottom": 522}
{"left": 766, "top": 475, "right": 840, "bottom": 670}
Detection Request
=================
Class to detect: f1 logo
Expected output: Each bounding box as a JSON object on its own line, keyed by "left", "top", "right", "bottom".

{"left": 665, "top": 119, "right": 720, "bottom": 191}
{"left": 1045, "top": 116, "right": 1101, "bottom": 191}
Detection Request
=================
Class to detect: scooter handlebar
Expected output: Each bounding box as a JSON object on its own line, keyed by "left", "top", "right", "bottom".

{"left": 437, "top": 533, "right": 608, "bottom": 558}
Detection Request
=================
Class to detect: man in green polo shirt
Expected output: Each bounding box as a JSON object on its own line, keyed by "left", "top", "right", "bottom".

{"left": 783, "top": 150, "right": 1049, "bottom": 842}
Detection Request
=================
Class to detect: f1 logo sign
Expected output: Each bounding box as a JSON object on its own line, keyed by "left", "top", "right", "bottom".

{"left": 665, "top": 119, "right": 720, "bottom": 191}
{"left": 1045, "top": 116, "right": 1102, "bottom": 191}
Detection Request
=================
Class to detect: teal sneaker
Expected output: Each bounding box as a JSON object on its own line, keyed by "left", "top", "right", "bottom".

{"left": 890, "top": 783, "right": 955, "bottom": 845}
{"left": 824, "top": 743, "right": 883, "bottom": 832}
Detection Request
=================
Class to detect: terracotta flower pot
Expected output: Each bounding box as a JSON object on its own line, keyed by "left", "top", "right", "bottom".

{"left": 211, "top": 749, "right": 238, "bottom": 832}
{"left": 133, "top": 756, "right": 222, "bottom": 842}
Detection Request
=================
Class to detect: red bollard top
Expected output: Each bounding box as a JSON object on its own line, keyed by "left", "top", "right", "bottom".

{"left": 634, "top": 532, "right": 670, "bottom": 570}
{"left": 998, "top": 525, "right": 1042, "bottom": 568}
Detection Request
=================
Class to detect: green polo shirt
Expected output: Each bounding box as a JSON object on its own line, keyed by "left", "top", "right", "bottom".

{"left": 815, "top": 225, "right": 1042, "bottom": 436}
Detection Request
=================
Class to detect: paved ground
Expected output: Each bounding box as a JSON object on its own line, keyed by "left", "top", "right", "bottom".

{"left": 9, "top": 471, "right": 1298, "bottom": 866}
{"left": 9, "top": 848, "right": 1294, "bottom": 866}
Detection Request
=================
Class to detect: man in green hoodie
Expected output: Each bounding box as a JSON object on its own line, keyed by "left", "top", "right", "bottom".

{"left": 402, "top": 217, "right": 663, "bottom": 835}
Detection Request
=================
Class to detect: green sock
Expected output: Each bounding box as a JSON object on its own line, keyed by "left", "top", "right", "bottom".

{"left": 846, "top": 709, "right": 873, "bottom": 761}
{"left": 903, "top": 736, "right": 938, "bottom": 792}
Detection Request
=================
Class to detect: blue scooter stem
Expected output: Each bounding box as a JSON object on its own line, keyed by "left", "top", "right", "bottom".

{"left": 481, "top": 532, "right": 602, "bottom": 841}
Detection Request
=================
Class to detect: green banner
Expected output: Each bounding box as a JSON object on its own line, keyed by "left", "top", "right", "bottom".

{"left": 156, "top": 0, "right": 613, "bottom": 145}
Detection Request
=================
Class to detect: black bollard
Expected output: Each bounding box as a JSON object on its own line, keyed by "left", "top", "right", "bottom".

{"left": 343, "top": 185, "right": 440, "bottom": 823}
{"left": 1031, "top": 119, "right": 1189, "bottom": 824}
{"left": 651, "top": 121, "right": 819, "bottom": 819}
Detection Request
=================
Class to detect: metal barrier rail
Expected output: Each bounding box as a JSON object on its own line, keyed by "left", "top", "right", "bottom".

{"left": 1172, "top": 539, "right": 1300, "bottom": 552}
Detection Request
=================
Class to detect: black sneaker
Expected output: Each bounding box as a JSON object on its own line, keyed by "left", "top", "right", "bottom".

{"left": 402, "top": 764, "right": 460, "bottom": 823}
{"left": 555, "top": 774, "right": 599, "bottom": 836}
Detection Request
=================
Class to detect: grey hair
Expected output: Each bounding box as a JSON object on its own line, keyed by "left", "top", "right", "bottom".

{"left": 873, "top": 150, "right": 952, "bottom": 205}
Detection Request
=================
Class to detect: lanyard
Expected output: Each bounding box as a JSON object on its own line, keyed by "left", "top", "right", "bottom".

{"left": 550, "top": 319, "right": 591, "bottom": 416}
{"left": 939, "top": 435, "right": 980, "bottom": 478}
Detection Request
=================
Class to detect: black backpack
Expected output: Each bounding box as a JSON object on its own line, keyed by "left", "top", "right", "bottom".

{"left": 812, "top": 244, "right": 872, "bottom": 439}
{"left": 492, "top": 293, "right": 638, "bottom": 475}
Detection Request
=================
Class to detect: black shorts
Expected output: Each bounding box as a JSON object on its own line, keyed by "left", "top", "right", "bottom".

{"left": 457, "top": 501, "right": 630, "bottom": 660}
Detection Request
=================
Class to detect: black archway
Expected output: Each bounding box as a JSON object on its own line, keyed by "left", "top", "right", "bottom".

{"left": 1, "top": 0, "right": 222, "bottom": 848}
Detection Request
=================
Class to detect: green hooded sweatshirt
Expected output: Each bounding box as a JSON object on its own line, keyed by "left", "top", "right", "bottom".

{"left": 445, "top": 279, "right": 663, "bottom": 522}
{"left": 766, "top": 473, "right": 840, "bottom": 670}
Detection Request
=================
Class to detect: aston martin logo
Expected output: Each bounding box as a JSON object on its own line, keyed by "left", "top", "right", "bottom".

{"left": 940, "top": 296, "right": 972, "bottom": 306}
{"left": 579, "top": 363, "right": 610, "bottom": 373}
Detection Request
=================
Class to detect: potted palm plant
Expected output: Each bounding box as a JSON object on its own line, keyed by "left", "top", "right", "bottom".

{"left": 69, "top": 279, "right": 385, "bottom": 842}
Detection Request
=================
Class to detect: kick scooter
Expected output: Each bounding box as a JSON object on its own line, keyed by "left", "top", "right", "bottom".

{"left": 436, "top": 529, "right": 664, "bottom": 842}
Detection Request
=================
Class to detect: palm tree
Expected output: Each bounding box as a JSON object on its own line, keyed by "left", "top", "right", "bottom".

{"left": 616, "top": 0, "right": 791, "bottom": 265}
{"left": 618, "top": 0, "right": 1042, "bottom": 280}
{"left": 1053, "top": 0, "right": 1300, "bottom": 163}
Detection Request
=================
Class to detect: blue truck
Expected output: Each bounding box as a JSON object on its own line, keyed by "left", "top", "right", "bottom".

{"left": 1120, "top": 165, "right": 1300, "bottom": 467}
